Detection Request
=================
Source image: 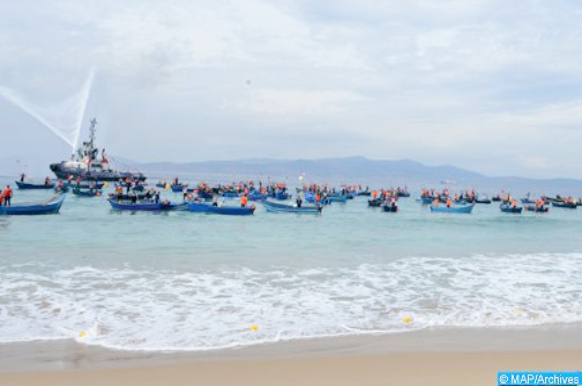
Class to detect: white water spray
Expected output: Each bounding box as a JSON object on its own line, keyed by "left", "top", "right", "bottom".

{"left": 0, "top": 69, "right": 95, "bottom": 154}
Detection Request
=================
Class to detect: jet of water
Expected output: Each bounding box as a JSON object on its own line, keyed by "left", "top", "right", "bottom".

{"left": 0, "top": 69, "right": 95, "bottom": 153}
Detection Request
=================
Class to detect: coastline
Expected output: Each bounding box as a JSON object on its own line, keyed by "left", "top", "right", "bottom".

{"left": 1, "top": 325, "right": 581, "bottom": 385}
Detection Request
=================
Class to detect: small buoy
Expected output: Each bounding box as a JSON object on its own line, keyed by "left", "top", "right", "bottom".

{"left": 402, "top": 316, "right": 413, "bottom": 324}
{"left": 249, "top": 324, "right": 259, "bottom": 331}
{"left": 79, "top": 331, "right": 87, "bottom": 338}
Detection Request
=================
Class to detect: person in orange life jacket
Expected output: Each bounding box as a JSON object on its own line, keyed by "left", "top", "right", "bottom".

{"left": 3, "top": 185, "right": 13, "bottom": 206}
{"left": 241, "top": 195, "right": 248, "bottom": 208}
{"left": 446, "top": 198, "right": 452, "bottom": 208}
{"left": 512, "top": 200, "right": 518, "bottom": 208}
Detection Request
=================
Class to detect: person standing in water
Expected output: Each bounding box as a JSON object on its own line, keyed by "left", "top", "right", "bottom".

{"left": 3, "top": 185, "right": 12, "bottom": 206}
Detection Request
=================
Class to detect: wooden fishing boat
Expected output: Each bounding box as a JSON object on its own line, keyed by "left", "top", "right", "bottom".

{"left": 551, "top": 201, "right": 577, "bottom": 209}
{"left": 382, "top": 204, "right": 398, "bottom": 212}
{"left": 524, "top": 205, "right": 549, "bottom": 213}
{"left": 0, "top": 194, "right": 65, "bottom": 215}
{"left": 270, "top": 192, "right": 292, "bottom": 200}
{"left": 72, "top": 187, "right": 102, "bottom": 197}
{"left": 368, "top": 198, "right": 382, "bottom": 207}
{"left": 187, "top": 202, "right": 255, "bottom": 215}
{"left": 171, "top": 184, "right": 188, "bottom": 193}
{"left": 430, "top": 204, "right": 475, "bottom": 214}
{"left": 500, "top": 203, "right": 523, "bottom": 213}
{"left": 15, "top": 180, "right": 55, "bottom": 189}
{"left": 263, "top": 200, "right": 322, "bottom": 214}
{"left": 247, "top": 192, "right": 268, "bottom": 201}
{"left": 108, "top": 199, "right": 186, "bottom": 211}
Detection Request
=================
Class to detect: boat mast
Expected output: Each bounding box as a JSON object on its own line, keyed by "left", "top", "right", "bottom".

{"left": 88, "top": 118, "right": 97, "bottom": 151}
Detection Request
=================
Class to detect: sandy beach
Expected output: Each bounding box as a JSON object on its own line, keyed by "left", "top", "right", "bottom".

{"left": 1, "top": 350, "right": 581, "bottom": 386}
{"left": 1, "top": 326, "right": 581, "bottom": 386}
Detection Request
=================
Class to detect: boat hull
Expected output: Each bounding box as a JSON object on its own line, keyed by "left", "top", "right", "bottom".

{"left": 72, "top": 188, "right": 102, "bottom": 197}
{"left": 15, "top": 181, "right": 55, "bottom": 190}
{"left": 108, "top": 199, "right": 186, "bottom": 211}
{"left": 382, "top": 205, "right": 398, "bottom": 212}
{"left": 500, "top": 204, "right": 523, "bottom": 213}
{"left": 368, "top": 198, "right": 382, "bottom": 207}
{"left": 0, "top": 194, "right": 65, "bottom": 215}
{"left": 187, "top": 202, "right": 255, "bottom": 215}
{"left": 50, "top": 163, "right": 146, "bottom": 182}
{"left": 264, "top": 200, "right": 321, "bottom": 214}
{"left": 430, "top": 204, "right": 475, "bottom": 214}
{"left": 524, "top": 205, "right": 549, "bottom": 213}
{"left": 551, "top": 201, "right": 577, "bottom": 209}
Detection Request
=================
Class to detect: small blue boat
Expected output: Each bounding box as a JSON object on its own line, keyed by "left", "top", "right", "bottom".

{"left": 0, "top": 194, "right": 66, "bottom": 215}
{"left": 551, "top": 201, "right": 577, "bottom": 209}
{"left": 430, "top": 204, "right": 475, "bottom": 214}
{"left": 187, "top": 202, "right": 255, "bottom": 215}
{"left": 500, "top": 203, "right": 523, "bottom": 213}
{"left": 263, "top": 200, "right": 322, "bottom": 214}
{"left": 72, "top": 187, "right": 102, "bottom": 197}
{"left": 368, "top": 198, "right": 382, "bottom": 207}
{"left": 420, "top": 196, "right": 436, "bottom": 205}
{"left": 67, "top": 181, "right": 105, "bottom": 189}
{"left": 271, "top": 192, "right": 292, "bottom": 200}
{"left": 382, "top": 204, "right": 398, "bottom": 212}
{"left": 524, "top": 205, "right": 549, "bottom": 213}
{"left": 108, "top": 199, "right": 186, "bottom": 211}
{"left": 247, "top": 192, "right": 268, "bottom": 201}
{"left": 171, "top": 184, "right": 188, "bottom": 193}
{"left": 15, "top": 180, "right": 55, "bottom": 190}
{"left": 328, "top": 195, "right": 348, "bottom": 203}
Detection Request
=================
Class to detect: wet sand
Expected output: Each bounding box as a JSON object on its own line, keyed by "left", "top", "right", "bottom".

{"left": 1, "top": 325, "right": 581, "bottom": 385}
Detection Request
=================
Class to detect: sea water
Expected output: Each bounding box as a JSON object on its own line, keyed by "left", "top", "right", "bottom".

{"left": 1, "top": 177, "right": 581, "bottom": 352}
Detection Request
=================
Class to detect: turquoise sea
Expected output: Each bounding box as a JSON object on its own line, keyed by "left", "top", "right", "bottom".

{"left": 1, "top": 176, "right": 582, "bottom": 352}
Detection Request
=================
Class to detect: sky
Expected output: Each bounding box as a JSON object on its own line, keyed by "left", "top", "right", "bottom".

{"left": 1, "top": 0, "right": 582, "bottom": 179}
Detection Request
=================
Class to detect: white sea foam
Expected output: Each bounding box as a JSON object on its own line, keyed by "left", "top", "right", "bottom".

{"left": 1, "top": 252, "right": 581, "bottom": 351}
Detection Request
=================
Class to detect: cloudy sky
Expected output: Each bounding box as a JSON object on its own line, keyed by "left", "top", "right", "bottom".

{"left": 1, "top": 0, "right": 581, "bottom": 178}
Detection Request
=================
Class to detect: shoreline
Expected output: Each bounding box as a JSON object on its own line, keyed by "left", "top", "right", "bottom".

{"left": 1, "top": 324, "right": 581, "bottom": 373}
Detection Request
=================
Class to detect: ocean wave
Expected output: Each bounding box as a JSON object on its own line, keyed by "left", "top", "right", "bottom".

{"left": 1, "top": 252, "right": 581, "bottom": 351}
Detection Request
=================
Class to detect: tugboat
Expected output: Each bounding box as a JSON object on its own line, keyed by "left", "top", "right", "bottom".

{"left": 49, "top": 118, "right": 146, "bottom": 182}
